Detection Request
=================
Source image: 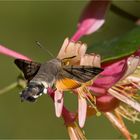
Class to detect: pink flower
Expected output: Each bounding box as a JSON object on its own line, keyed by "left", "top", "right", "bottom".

{"left": 1, "top": 0, "right": 139, "bottom": 139}
{"left": 71, "top": 0, "right": 110, "bottom": 41}
{"left": 87, "top": 53, "right": 140, "bottom": 139}
{"left": 0, "top": 43, "right": 78, "bottom": 131}
{"left": 0, "top": 45, "right": 31, "bottom": 61}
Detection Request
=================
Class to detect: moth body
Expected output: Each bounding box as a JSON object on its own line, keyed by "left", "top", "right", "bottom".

{"left": 31, "top": 58, "right": 61, "bottom": 87}
{"left": 14, "top": 57, "right": 103, "bottom": 102}
{"left": 20, "top": 82, "right": 45, "bottom": 102}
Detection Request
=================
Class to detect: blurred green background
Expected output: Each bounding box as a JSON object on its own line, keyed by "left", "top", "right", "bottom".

{"left": 0, "top": 1, "right": 140, "bottom": 139}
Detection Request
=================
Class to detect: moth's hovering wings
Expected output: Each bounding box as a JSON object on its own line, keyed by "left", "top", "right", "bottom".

{"left": 56, "top": 77, "right": 81, "bottom": 91}
{"left": 55, "top": 65, "right": 103, "bottom": 91}
{"left": 14, "top": 59, "right": 41, "bottom": 81}
{"left": 61, "top": 65, "right": 103, "bottom": 83}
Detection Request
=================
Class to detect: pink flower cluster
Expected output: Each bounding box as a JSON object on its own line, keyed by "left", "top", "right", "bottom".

{"left": 0, "top": 1, "right": 140, "bottom": 139}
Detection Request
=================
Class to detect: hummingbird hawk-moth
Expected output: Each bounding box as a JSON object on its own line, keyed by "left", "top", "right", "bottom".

{"left": 14, "top": 57, "right": 103, "bottom": 102}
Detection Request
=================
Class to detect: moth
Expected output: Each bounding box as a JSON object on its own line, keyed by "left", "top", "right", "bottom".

{"left": 14, "top": 57, "right": 103, "bottom": 102}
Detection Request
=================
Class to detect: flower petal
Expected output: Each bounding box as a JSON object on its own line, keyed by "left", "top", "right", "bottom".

{"left": 57, "top": 38, "right": 87, "bottom": 64}
{"left": 105, "top": 112, "right": 131, "bottom": 140}
{"left": 93, "top": 59, "right": 127, "bottom": 90}
{"left": 71, "top": 0, "right": 110, "bottom": 41}
{"left": 80, "top": 53, "right": 101, "bottom": 67}
{"left": 54, "top": 90, "right": 64, "bottom": 117}
{"left": 0, "top": 44, "right": 31, "bottom": 61}
{"left": 78, "top": 94, "right": 87, "bottom": 128}
{"left": 45, "top": 88, "right": 77, "bottom": 125}
{"left": 108, "top": 88, "right": 140, "bottom": 112}
{"left": 67, "top": 123, "right": 87, "bottom": 140}
{"left": 96, "top": 94, "right": 120, "bottom": 112}
{"left": 120, "top": 56, "right": 140, "bottom": 80}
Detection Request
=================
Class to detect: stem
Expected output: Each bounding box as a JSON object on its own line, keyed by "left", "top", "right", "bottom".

{"left": 0, "top": 82, "right": 18, "bottom": 95}
{"left": 110, "top": 4, "right": 139, "bottom": 22}
{"left": 104, "top": 112, "right": 131, "bottom": 140}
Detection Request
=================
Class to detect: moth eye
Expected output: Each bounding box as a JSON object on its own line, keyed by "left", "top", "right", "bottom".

{"left": 62, "top": 61, "right": 70, "bottom": 66}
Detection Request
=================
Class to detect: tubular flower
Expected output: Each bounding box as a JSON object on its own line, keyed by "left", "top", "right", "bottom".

{"left": 0, "top": 0, "right": 140, "bottom": 139}
{"left": 0, "top": 39, "right": 102, "bottom": 139}
{"left": 57, "top": 38, "right": 140, "bottom": 139}
{"left": 1, "top": 41, "right": 140, "bottom": 139}
{"left": 71, "top": 0, "right": 110, "bottom": 41}
{"left": 57, "top": 38, "right": 102, "bottom": 128}
{"left": 86, "top": 53, "right": 140, "bottom": 139}
{"left": 0, "top": 42, "right": 87, "bottom": 139}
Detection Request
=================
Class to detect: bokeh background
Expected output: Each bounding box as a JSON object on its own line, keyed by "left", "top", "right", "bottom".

{"left": 0, "top": 1, "right": 140, "bottom": 139}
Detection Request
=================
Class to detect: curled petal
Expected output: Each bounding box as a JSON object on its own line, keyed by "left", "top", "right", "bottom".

{"left": 78, "top": 94, "right": 87, "bottom": 128}
{"left": 57, "top": 38, "right": 87, "bottom": 64}
{"left": 0, "top": 44, "right": 31, "bottom": 61}
{"left": 57, "top": 38, "right": 69, "bottom": 58}
{"left": 120, "top": 56, "right": 140, "bottom": 80}
{"left": 54, "top": 90, "right": 64, "bottom": 117}
{"left": 80, "top": 53, "right": 101, "bottom": 67}
{"left": 71, "top": 0, "right": 110, "bottom": 41}
{"left": 91, "top": 54, "right": 101, "bottom": 67}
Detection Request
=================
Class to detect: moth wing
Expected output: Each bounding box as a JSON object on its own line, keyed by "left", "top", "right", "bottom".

{"left": 55, "top": 65, "right": 103, "bottom": 91}
{"left": 14, "top": 59, "right": 41, "bottom": 81}
{"left": 56, "top": 77, "right": 81, "bottom": 91}
{"left": 61, "top": 65, "right": 103, "bottom": 83}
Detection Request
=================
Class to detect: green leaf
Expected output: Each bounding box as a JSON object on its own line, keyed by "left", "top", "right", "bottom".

{"left": 88, "top": 26, "right": 140, "bottom": 63}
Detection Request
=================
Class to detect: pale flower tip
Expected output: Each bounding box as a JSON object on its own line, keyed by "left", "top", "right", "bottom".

{"left": 57, "top": 38, "right": 69, "bottom": 59}
{"left": 79, "top": 43, "right": 87, "bottom": 57}
{"left": 121, "top": 55, "right": 140, "bottom": 80}
{"left": 54, "top": 90, "right": 64, "bottom": 117}
{"left": 78, "top": 95, "right": 87, "bottom": 128}
{"left": 93, "top": 54, "right": 101, "bottom": 67}
{"left": 85, "top": 20, "right": 105, "bottom": 35}
{"left": 80, "top": 53, "right": 101, "bottom": 67}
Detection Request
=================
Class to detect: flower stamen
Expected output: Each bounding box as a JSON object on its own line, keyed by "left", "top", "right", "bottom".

{"left": 115, "top": 104, "right": 140, "bottom": 123}
{"left": 78, "top": 86, "right": 101, "bottom": 116}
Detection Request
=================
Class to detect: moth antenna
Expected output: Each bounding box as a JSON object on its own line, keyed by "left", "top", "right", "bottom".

{"left": 35, "top": 41, "right": 54, "bottom": 58}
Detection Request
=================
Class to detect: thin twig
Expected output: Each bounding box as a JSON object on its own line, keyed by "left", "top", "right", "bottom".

{"left": 0, "top": 82, "right": 18, "bottom": 95}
